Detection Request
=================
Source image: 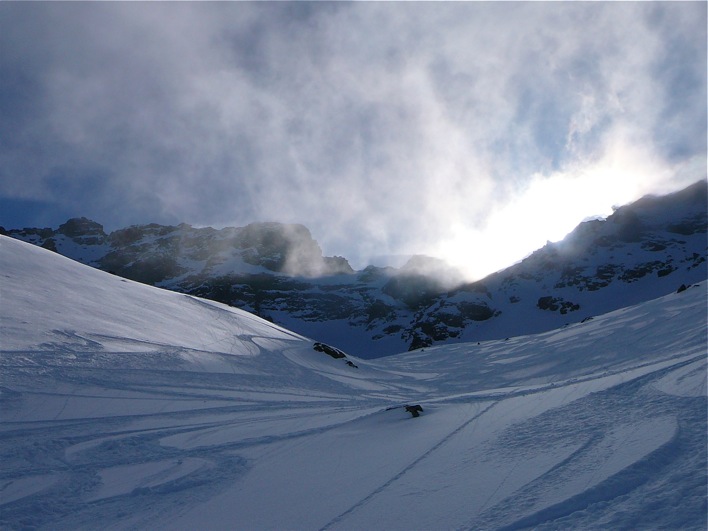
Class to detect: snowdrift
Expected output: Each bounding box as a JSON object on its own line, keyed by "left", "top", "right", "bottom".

{"left": 1, "top": 235, "right": 706, "bottom": 530}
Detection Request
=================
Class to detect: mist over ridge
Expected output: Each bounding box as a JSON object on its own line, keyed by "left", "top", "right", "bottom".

{"left": 4, "top": 181, "right": 706, "bottom": 358}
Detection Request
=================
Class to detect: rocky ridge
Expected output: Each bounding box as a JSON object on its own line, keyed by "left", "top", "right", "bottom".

{"left": 3, "top": 181, "right": 706, "bottom": 358}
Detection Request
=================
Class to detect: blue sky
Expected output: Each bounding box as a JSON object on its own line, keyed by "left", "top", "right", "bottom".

{"left": 0, "top": 2, "right": 705, "bottom": 278}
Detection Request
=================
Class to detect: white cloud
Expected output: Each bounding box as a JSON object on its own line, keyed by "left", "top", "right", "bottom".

{"left": 0, "top": 2, "right": 704, "bottom": 275}
{"left": 435, "top": 121, "right": 705, "bottom": 280}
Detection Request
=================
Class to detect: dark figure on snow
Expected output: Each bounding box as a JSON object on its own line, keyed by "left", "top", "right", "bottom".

{"left": 405, "top": 404, "right": 423, "bottom": 418}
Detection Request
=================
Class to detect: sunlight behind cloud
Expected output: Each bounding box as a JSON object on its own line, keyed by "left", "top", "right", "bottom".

{"left": 434, "top": 125, "right": 696, "bottom": 281}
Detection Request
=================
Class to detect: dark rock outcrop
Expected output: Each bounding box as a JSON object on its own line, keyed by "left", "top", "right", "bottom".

{"left": 313, "top": 342, "right": 347, "bottom": 359}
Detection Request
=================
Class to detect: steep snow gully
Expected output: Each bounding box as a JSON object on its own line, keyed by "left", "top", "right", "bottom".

{"left": 1, "top": 235, "right": 706, "bottom": 530}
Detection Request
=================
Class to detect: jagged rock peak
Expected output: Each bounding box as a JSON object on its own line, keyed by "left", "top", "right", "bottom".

{"left": 237, "top": 222, "right": 353, "bottom": 276}
{"left": 55, "top": 217, "right": 108, "bottom": 246}
{"left": 57, "top": 217, "right": 106, "bottom": 238}
{"left": 34, "top": 218, "right": 354, "bottom": 279}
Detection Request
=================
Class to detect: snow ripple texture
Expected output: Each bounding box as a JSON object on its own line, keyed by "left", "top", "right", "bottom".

{"left": 0, "top": 235, "right": 706, "bottom": 530}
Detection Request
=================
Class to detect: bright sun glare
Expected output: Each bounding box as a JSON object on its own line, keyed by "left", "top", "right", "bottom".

{"left": 435, "top": 134, "right": 686, "bottom": 281}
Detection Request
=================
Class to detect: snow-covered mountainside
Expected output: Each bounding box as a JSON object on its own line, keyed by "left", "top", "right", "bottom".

{"left": 1, "top": 234, "right": 706, "bottom": 530}
{"left": 3, "top": 181, "right": 706, "bottom": 358}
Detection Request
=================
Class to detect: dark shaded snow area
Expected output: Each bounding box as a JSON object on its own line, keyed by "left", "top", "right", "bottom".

{"left": 1, "top": 235, "right": 706, "bottom": 530}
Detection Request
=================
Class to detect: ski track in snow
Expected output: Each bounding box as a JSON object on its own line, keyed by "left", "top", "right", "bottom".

{"left": 319, "top": 402, "right": 498, "bottom": 531}
{"left": 0, "top": 236, "right": 706, "bottom": 530}
{"left": 2, "top": 346, "right": 705, "bottom": 530}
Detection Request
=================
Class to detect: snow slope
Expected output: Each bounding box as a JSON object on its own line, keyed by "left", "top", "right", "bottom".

{"left": 1, "top": 235, "right": 706, "bottom": 530}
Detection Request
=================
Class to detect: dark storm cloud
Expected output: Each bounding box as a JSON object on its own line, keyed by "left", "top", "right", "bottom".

{"left": 0, "top": 2, "right": 705, "bottom": 270}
